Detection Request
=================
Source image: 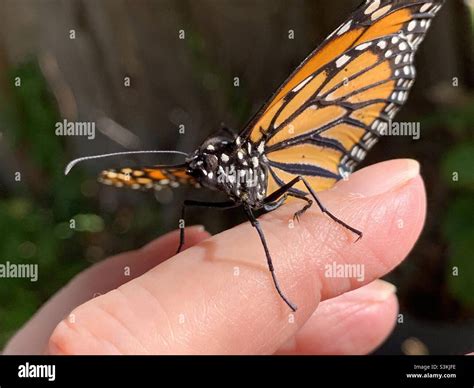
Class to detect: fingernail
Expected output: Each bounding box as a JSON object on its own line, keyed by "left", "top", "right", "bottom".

{"left": 339, "top": 159, "right": 420, "bottom": 197}
{"left": 357, "top": 280, "right": 397, "bottom": 303}
{"left": 190, "top": 225, "right": 206, "bottom": 232}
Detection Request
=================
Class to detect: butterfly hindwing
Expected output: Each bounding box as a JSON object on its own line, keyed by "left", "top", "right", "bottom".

{"left": 240, "top": 0, "right": 444, "bottom": 195}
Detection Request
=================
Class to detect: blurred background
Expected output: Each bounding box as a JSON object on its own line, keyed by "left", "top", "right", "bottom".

{"left": 0, "top": 0, "right": 472, "bottom": 354}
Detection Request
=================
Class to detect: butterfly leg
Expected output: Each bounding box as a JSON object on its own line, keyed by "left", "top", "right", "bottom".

{"left": 262, "top": 181, "right": 313, "bottom": 222}
{"left": 244, "top": 205, "right": 297, "bottom": 312}
{"left": 176, "top": 200, "right": 240, "bottom": 254}
{"left": 298, "top": 176, "right": 363, "bottom": 241}
{"left": 263, "top": 194, "right": 287, "bottom": 212}
{"left": 264, "top": 176, "right": 362, "bottom": 241}
{"left": 288, "top": 193, "right": 313, "bottom": 223}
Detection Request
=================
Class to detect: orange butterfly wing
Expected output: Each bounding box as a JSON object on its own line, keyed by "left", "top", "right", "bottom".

{"left": 238, "top": 0, "right": 444, "bottom": 195}
{"left": 99, "top": 166, "right": 197, "bottom": 190}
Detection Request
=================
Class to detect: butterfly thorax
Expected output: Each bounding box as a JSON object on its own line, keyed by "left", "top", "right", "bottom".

{"left": 187, "top": 135, "right": 268, "bottom": 207}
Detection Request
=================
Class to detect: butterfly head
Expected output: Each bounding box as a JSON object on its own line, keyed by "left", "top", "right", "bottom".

{"left": 186, "top": 136, "right": 231, "bottom": 189}
{"left": 187, "top": 135, "right": 268, "bottom": 206}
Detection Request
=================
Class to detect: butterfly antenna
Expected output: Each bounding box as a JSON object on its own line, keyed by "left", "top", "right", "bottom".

{"left": 65, "top": 150, "right": 189, "bottom": 175}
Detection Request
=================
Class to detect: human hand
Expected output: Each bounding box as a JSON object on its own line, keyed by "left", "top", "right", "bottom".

{"left": 4, "top": 159, "right": 426, "bottom": 355}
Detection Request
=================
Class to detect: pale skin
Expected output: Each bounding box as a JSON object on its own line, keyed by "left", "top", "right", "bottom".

{"left": 4, "top": 159, "right": 429, "bottom": 354}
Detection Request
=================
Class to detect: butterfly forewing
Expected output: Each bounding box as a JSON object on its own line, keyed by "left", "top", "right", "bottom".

{"left": 240, "top": 0, "right": 443, "bottom": 195}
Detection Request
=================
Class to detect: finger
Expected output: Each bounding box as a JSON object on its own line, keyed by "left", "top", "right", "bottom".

{"left": 3, "top": 226, "right": 210, "bottom": 355}
{"left": 276, "top": 280, "right": 398, "bottom": 355}
{"left": 47, "top": 159, "right": 426, "bottom": 354}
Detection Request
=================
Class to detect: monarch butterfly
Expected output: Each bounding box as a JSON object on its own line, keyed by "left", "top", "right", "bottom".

{"left": 66, "top": 0, "right": 444, "bottom": 311}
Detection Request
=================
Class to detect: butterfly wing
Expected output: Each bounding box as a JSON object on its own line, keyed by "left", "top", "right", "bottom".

{"left": 240, "top": 0, "right": 444, "bottom": 195}
{"left": 99, "top": 166, "right": 197, "bottom": 190}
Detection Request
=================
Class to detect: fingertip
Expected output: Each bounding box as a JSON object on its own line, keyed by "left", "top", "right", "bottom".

{"left": 334, "top": 158, "right": 421, "bottom": 197}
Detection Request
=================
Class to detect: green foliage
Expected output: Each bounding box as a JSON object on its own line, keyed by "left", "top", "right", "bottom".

{"left": 441, "top": 143, "right": 474, "bottom": 189}
{"left": 0, "top": 60, "right": 167, "bottom": 348}
{"left": 437, "top": 102, "right": 474, "bottom": 308}
{"left": 442, "top": 196, "right": 474, "bottom": 307}
{"left": 0, "top": 198, "right": 87, "bottom": 345}
{"left": 0, "top": 61, "right": 97, "bottom": 346}
{"left": 186, "top": 28, "right": 252, "bottom": 125}
{"left": 422, "top": 102, "right": 474, "bottom": 137}
{"left": 73, "top": 214, "right": 105, "bottom": 233}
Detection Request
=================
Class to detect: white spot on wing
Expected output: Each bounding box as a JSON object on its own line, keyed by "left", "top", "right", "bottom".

{"left": 420, "top": 3, "right": 432, "bottom": 13}
{"left": 377, "top": 40, "right": 387, "bottom": 50}
{"left": 336, "top": 54, "right": 351, "bottom": 68}
{"left": 337, "top": 20, "right": 352, "bottom": 36}
{"left": 292, "top": 76, "right": 313, "bottom": 92}
{"left": 364, "top": 0, "right": 381, "bottom": 15}
{"left": 399, "top": 42, "right": 408, "bottom": 51}
{"left": 371, "top": 4, "right": 391, "bottom": 20}
{"left": 355, "top": 42, "right": 372, "bottom": 51}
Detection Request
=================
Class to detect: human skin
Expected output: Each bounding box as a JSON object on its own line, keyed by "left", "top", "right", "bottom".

{"left": 4, "top": 159, "right": 427, "bottom": 355}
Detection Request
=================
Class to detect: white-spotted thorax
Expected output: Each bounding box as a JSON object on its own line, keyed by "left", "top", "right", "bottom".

{"left": 186, "top": 133, "right": 269, "bottom": 207}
